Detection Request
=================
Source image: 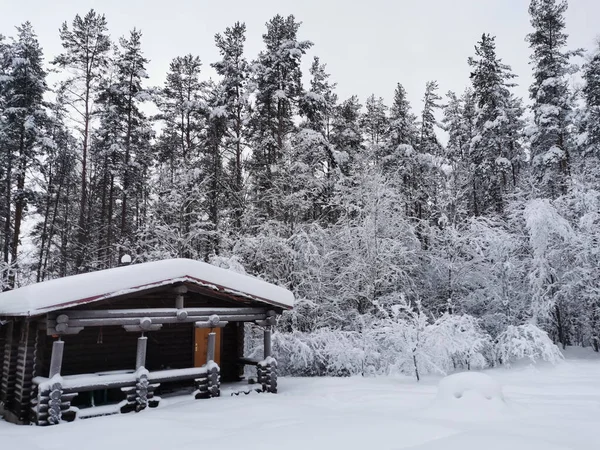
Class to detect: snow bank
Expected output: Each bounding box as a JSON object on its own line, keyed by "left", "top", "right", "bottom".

{"left": 428, "top": 372, "right": 509, "bottom": 422}
{"left": 0, "top": 258, "right": 294, "bottom": 316}
{"left": 436, "top": 372, "right": 504, "bottom": 402}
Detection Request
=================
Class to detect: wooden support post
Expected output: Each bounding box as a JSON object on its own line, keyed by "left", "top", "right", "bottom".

{"left": 49, "top": 339, "right": 64, "bottom": 378}
{"left": 207, "top": 331, "right": 216, "bottom": 363}
{"left": 136, "top": 336, "right": 147, "bottom": 370}
{"left": 264, "top": 326, "right": 272, "bottom": 359}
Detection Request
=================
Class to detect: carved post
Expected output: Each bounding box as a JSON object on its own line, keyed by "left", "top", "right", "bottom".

{"left": 49, "top": 339, "right": 64, "bottom": 378}
{"left": 136, "top": 336, "right": 147, "bottom": 370}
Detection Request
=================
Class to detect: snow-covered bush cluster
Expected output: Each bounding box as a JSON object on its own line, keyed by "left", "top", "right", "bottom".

{"left": 248, "top": 305, "right": 563, "bottom": 379}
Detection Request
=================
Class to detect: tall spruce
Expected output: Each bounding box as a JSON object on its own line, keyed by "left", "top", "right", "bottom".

{"left": 468, "top": 34, "right": 523, "bottom": 215}
{"left": 526, "top": 0, "right": 579, "bottom": 197}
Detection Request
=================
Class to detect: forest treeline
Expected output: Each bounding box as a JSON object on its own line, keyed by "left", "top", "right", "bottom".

{"left": 0, "top": 0, "right": 598, "bottom": 377}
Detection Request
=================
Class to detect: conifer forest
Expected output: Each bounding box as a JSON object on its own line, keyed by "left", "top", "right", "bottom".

{"left": 0, "top": 0, "right": 598, "bottom": 378}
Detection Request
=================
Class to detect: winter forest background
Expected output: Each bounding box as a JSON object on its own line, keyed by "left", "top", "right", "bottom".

{"left": 0, "top": 0, "right": 598, "bottom": 379}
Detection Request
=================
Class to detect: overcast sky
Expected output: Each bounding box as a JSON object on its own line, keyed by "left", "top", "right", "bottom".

{"left": 1, "top": 0, "right": 599, "bottom": 115}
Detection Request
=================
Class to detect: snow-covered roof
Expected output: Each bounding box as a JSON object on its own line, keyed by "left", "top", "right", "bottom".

{"left": 0, "top": 258, "right": 294, "bottom": 317}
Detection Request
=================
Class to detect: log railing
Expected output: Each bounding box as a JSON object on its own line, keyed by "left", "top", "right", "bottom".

{"left": 30, "top": 365, "right": 220, "bottom": 425}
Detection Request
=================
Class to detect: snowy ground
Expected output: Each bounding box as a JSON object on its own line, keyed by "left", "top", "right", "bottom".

{"left": 1, "top": 348, "right": 599, "bottom": 450}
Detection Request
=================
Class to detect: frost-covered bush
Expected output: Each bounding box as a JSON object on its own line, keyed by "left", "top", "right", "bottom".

{"left": 271, "top": 329, "right": 376, "bottom": 377}
{"left": 431, "top": 314, "right": 492, "bottom": 371}
{"left": 495, "top": 324, "right": 563, "bottom": 366}
{"left": 263, "top": 308, "right": 493, "bottom": 379}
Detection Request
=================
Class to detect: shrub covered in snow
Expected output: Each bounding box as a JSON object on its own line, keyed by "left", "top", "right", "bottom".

{"left": 495, "top": 324, "right": 563, "bottom": 366}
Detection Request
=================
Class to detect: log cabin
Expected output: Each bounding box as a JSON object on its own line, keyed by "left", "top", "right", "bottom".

{"left": 0, "top": 258, "right": 293, "bottom": 425}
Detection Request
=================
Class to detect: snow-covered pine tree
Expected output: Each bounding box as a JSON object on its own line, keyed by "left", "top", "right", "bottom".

{"left": 361, "top": 94, "right": 389, "bottom": 166}
{"left": 331, "top": 95, "right": 363, "bottom": 177}
{"left": 412, "top": 81, "right": 443, "bottom": 246}
{"left": 145, "top": 54, "right": 208, "bottom": 260}
{"left": 249, "top": 15, "right": 312, "bottom": 224}
{"left": 0, "top": 22, "right": 48, "bottom": 287}
{"left": 292, "top": 56, "right": 339, "bottom": 224}
{"left": 468, "top": 33, "right": 524, "bottom": 216}
{"left": 390, "top": 83, "right": 418, "bottom": 150}
{"left": 53, "top": 9, "right": 111, "bottom": 272}
{"left": 580, "top": 39, "right": 600, "bottom": 185}
{"left": 440, "top": 89, "right": 474, "bottom": 225}
{"left": 212, "top": 22, "right": 251, "bottom": 234}
{"left": 31, "top": 88, "right": 79, "bottom": 282}
{"left": 526, "top": 0, "right": 580, "bottom": 198}
{"left": 91, "top": 29, "right": 152, "bottom": 268}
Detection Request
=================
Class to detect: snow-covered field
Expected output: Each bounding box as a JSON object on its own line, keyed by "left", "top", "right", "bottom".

{"left": 1, "top": 348, "right": 599, "bottom": 450}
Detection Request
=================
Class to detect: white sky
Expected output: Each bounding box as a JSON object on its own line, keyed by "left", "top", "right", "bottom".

{"left": 1, "top": 0, "right": 599, "bottom": 116}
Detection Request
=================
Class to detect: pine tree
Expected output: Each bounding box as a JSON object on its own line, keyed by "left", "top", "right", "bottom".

{"left": 441, "top": 89, "right": 475, "bottom": 224}
{"left": 292, "top": 57, "right": 338, "bottom": 224}
{"left": 249, "top": 15, "right": 312, "bottom": 223}
{"left": 527, "top": 0, "right": 579, "bottom": 197}
{"left": 418, "top": 81, "right": 443, "bottom": 156}
{"left": 361, "top": 94, "right": 389, "bottom": 165}
{"left": 54, "top": 9, "right": 111, "bottom": 272}
{"left": 331, "top": 95, "right": 363, "bottom": 176}
{"left": 31, "top": 88, "right": 79, "bottom": 281}
{"left": 212, "top": 22, "right": 251, "bottom": 233}
{"left": 390, "top": 83, "right": 418, "bottom": 149}
{"left": 580, "top": 39, "right": 600, "bottom": 185}
{"left": 468, "top": 33, "right": 524, "bottom": 215}
{"left": 0, "top": 22, "right": 47, "bottom": 287}
{"left": 147, "top": 54, "right": 208, "bottom": 260}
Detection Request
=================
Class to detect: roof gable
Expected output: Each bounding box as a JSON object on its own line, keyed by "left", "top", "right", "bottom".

{"left": 0, "top": 259, "right": 294, "bottom": 316}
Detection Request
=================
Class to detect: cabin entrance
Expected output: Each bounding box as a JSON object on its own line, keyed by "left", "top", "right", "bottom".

{"left": 194, "top": 328, "right": 222, "bottom": 367}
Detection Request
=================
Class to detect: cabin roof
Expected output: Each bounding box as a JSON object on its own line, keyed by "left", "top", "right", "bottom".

{"left": 0, "top": 258, "right": 294, "bottom": 317}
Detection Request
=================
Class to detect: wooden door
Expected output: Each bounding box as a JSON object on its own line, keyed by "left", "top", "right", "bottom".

{"left": 194, "top": 328, "right": 221, "bottom": 367}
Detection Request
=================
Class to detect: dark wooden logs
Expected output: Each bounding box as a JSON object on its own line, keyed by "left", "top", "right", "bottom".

{"left": 257, "top": 357, "right": 278, "bottom": 394}
{"left": 1, "top": 321, "right": 17, "bottom": 407}
{"left": 11, "top": 321, "right": 39, "bottom": 422}
{"left": 194, "top": 364, "right": 220, "bottom": 399}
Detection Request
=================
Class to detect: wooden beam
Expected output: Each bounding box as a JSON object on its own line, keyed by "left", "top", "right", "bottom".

{"left": 194, "top": 321, "right": 228, "bottom": 329}
{"left": 123, "top": 324, "right": 162, "bottom": 333}
{"left": 50, "top": 307, "right": 268, "bottom": 319}
{"left": 50, "top": 314, "right": 266, "bottom": 328}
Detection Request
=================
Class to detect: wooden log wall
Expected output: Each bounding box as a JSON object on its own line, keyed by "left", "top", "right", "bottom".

{"left": 1, "top": 321, "right": 18, "bottom": 407}
{"left": 0, "top": 323, "right": 5, "bottom": 380}
{"left": 146, "top": 323, "right": 193, "bottom": 371}
{"left": 10, "top": 320, "right": 39, "bottom": 422}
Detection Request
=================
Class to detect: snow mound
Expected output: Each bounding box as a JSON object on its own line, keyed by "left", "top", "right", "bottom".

{"left": 436, "top": 372, "right": 504, "bottom": 402}
{"left": 426, "top": 372, "right": 510, "bottom": 422}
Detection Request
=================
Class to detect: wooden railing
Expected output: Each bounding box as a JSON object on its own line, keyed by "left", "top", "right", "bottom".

{"left": 30, "top": 365, "right": 220, "bottom": 425}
